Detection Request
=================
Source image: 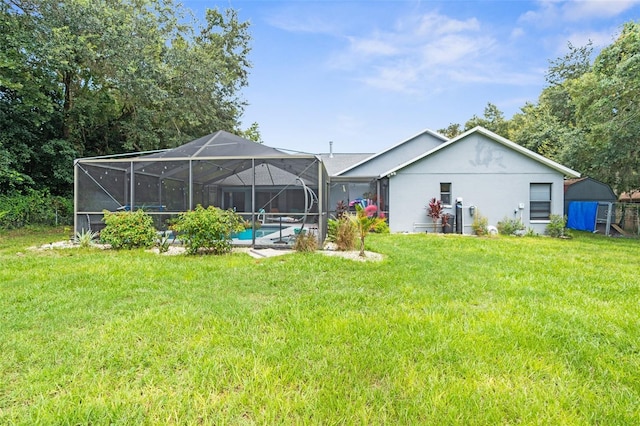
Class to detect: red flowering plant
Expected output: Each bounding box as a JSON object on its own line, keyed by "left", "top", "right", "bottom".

{"left": 427, "top": 197, "right": 443, "bottom": 232}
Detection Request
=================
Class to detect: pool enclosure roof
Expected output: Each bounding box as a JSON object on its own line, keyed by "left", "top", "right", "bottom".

{"left": 145, "top": 130, "right": 288, "bottom": 159}
{"left": 132, "top": 130, "right": 323, "bottom": 186}
{"left": 76, "top": 130, "right": 324, "bottom": 188}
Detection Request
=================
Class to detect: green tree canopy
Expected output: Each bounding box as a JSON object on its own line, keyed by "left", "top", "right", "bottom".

{"left": 458, "top": 24, "right": 639, "bottom": 195}
{"left": 566, "top": 22, "right": 640, "bottom": 194}
{"left": 0, "top": 0, "right": 252, "bottom": 195}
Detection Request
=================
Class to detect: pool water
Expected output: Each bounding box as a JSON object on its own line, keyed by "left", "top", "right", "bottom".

{"left": 233, "top": 226, "right": 283, "bottom": 240}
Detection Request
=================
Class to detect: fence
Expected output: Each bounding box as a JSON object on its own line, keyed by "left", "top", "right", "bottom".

{"left": 614, "top": 203, "right": 640, "bottom": 236}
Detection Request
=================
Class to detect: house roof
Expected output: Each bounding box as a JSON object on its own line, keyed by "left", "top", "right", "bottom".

{"left": 619, "top": 191, "right": 640, "bottom": 202}
{"left": 379, "top": 126, "right": 581, "bottom": 179}
{"left": 334, "top": 128, "right": 447, "bottom": 176}
{"left": 318, "top": 153, "right": 374, "bottom": 176}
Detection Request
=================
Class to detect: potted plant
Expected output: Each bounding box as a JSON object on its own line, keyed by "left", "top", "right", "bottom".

{"left": 427, "top": 197, "right": 443, "bottom": 233}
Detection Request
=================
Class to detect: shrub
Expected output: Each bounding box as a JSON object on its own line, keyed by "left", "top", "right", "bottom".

{"left": 427, "top": 197, "right": 443, "bottom": 223}
{"left": 497, "top": 217, "right": 525, "bottom": 235}
{"left": 172, "top": 205, "right": 245, "bottom": 255}
{"left": 371, "top": 219, "right": 390, "bottom": 234}
{"left": 293, "top": 229, "right": 318, "bottom": 252}
{"left": 100, "top": 209, "right": 157, "bottom": 249}
{"left": 0, "top": 190, "right": 72, "bottom": 229}
{"left": 546, "top": 214, "right": 567, "bottom": 238}
{"left": 471, "top": 210, "right": 489, "bottom": 236}
{"left": 335, "top": 217, "right": 357, "bottom": 251}
{"left": 335, "top": 200, "right": 348, "bottom": 219}
{"left": 157, "top": 230, "right": 175, "bottom": 253}
{"left": 75, "top": 229, "right": 99, "bottom": 247}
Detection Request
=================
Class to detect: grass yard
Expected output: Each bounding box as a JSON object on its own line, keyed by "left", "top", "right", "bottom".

{"left": 0, "top": 227, "right": 639, "bottom": 424}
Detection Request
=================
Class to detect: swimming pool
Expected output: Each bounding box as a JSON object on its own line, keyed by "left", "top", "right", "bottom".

{"left": 233, "top": 225, "right": 284, "bottom": 240}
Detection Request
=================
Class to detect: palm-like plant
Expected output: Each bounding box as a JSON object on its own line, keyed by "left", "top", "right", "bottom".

{"left": 349, "top": 204, "right": 386, "bottom": 257}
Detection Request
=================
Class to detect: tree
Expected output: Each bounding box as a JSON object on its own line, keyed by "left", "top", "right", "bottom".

{"left": 567, "top": 22, "right": 640, "bottom": 194}
{"left": 546, "top": 41, "right": 593, "bottom": 86}
{"left": 437, "top": 123, "right": 462, "bottom": 139}
{"left": 508, "top": 41, "right": 593, "bottom": 178}
{"left": 0, "top": 0, "right": 253, "bottom": 195}
{"left": 509, "top": 102, "right": 584, "bottom": 163}
{"left": 464, "top": 102, "right": 510, "bottom": 136}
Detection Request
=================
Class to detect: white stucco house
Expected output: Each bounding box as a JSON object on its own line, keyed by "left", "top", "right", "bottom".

{"left": 75, "top": 126, "right": 581, "bottom": 246}
{"left": 325, "top": 126, "right": 581, "bottom": 235}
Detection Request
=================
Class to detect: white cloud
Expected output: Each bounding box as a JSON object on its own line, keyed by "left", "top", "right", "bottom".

{"left": 519, "top": 0, "right": 640, "bottom": 25}
{"left": 561, "top": 0, "right": 640, "bottom": 20}
{"left": 420, "top": 34, "right": 495, "bottom": 66}
{"left": 518, "top": 1, "right": 561, "bottom": 26}
{"left": 264, "top": 5, "right": 342, "bottom": 35}
{"left": 361, "top": 63, "right": 421, "bottom": 93}
{"left": 326, "top": 10, "right": 511, "bottom": 93}
{"left": 564, "top": 28, "right": 620, "bottom": 49}
{"left": 511, "top": 27, "right": 526, "bottom": 39}
{"left": 412, "top": 13, "right": 481, "bottom": 36}
{"left": 348, "top": 35, "right": 399, "bottom": 57}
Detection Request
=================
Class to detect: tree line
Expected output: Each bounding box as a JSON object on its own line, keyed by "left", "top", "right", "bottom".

{"left": 1, "top": 0, "right": 255, "bottom": 198}
{"left": 1, "top": 1, "right": 638, "bottom": 203}
{"left": 439, "top": 21, "right": 640, "bottom": 196}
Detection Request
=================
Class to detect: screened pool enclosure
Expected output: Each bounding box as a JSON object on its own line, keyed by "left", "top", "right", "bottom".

{"left": 74, "top": 131, "right": 328, "bottom": 247}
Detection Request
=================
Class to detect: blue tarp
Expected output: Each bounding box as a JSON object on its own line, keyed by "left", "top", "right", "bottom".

{"left": 567, "top": 201, "right": 598, "bottom": 232}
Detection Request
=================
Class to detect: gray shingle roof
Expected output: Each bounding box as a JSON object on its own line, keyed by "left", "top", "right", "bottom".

{"left": 318, "top": 153, "right": 374, "bottom": 176}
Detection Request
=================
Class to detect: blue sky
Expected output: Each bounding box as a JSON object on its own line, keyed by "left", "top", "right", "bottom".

{"left": 183, "top": 0, "right": 640, "bottom": 154}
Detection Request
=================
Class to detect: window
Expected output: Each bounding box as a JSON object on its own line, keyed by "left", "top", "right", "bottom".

{"left": 530, "top": 183, "right": 551, "bottom": 220}
{"left": 440, "top": 182, "right": 452, "bottom": 206}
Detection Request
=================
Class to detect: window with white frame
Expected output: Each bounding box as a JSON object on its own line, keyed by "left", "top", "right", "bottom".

{"left": 530, "top": 183, "right": 551, "bottom": 220}
{"left": 440, "top": 182, "right": 452, "bottom": 206}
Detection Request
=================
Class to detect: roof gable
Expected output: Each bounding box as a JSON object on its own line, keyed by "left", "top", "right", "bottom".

{"left": 380, "top": 126, "right": 581, "bottom": 178}
{"left": 335, "top": 128, "right": 447, "bottom": 177}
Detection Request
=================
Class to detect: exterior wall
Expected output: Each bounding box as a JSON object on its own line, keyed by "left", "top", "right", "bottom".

{"left": 388, "top": 133, "right": 566, "bottom": 235}
{"left": 341, "top": 131, "right": 445, "bottom": 177}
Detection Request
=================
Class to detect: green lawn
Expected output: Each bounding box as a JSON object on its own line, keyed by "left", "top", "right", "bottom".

{"left": 1, "top": 228, "right": 639, "bottom": 424}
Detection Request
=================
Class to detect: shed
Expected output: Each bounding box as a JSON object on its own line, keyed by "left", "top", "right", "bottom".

{"left": 563, "top": 177, "right": 617, "bottom": 215}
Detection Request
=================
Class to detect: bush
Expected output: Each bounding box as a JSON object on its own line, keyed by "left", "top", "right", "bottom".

{"left": 100, "top": 209, "right": 157, "bottom": 249}
{"left": 0, "top": 190, "right": 72, "bottom": 229}
{"left": 471, "top": 210, "right": 489, "bottom": 236}
{"left": 497, "top": 217, "right": 525, "bottom": 235}
{"left": 172, "top": 205, "right": 245, "bottom": 255}
{"left": 293, "top": 229, "right": 318, "bottom": 252}
{"left": 327, "top": 216, "right": 357, "bottom": 251}
{"left": 371, "top": 219, "right": 389, "bottom": 234}
{"left": 75, "top": 229, "right": 99, "bottom": 247}
{"left": 546, "top": 214, "right": 567, "bottom": 238}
